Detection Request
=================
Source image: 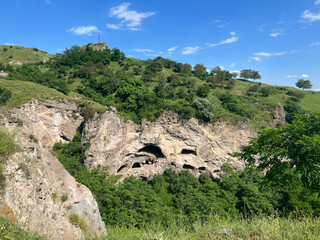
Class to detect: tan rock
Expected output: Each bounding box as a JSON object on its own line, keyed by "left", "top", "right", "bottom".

{"left": 0, "top": 100, "right": 106, "bottom": 239}
{"left": 83, "top": 110, "right": 257, "bottom": 179}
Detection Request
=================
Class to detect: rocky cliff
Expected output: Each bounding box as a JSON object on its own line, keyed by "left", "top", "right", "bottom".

{"left": 83, "top": 109, "right": 257, "bottom": 180}
{"left": 0, "top": 100, "right": 106, "bottom": 239}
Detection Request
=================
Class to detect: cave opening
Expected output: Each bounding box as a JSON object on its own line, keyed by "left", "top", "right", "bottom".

{"left": 132, "top": 162, "right": 142, "bottom": 168}
{"left": 183, "top": 164, "right": 195, "bottom": 170}
{"left": 181, "top": 149, "right": 197, "bottom": 156}
{"left": 138, "top": 145, "right": 165, "bottom": 158}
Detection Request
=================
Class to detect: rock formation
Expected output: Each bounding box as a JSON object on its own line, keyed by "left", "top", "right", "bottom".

{"left": 83, "top": 109, "right": 257, "bottom": 180}
{"left": 0, "top": 100, "right": 106, "bottom": 239}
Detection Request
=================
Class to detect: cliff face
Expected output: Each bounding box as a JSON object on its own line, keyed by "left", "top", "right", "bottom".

{"left": 83, "top": 109, "right": 257, "bottom": 179}
{"left": 0, "top": 100, "right": 106, "bottom": 239}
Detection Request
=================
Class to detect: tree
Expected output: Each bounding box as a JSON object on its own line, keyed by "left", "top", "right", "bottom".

{"left": 240, "top": 69, "right": 261, "bottom": 82}
{"left": 296, "top": 79, "right": 312, "bottom": 90}
{"left": 235, "top": 112, "right": 320, "bottom": 192}
{"left": 181, "top": 63, "right": 192, "bottom": 75}
{"left": 193, "top": 64, "right": 207, "bottom": 78}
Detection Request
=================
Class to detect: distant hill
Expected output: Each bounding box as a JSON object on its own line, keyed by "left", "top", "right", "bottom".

{"left": 0, "top": 45, "right": 53, "bottom": 64}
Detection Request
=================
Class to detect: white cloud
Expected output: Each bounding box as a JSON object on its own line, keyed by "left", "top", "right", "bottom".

{"left": 270, "top": 32, "right": 280, "bottom": 37}
{"left": 4, "top": 43, "right": 15, "bottom": 46}
{"left": 106, "top": 23, "right": 123, "bottom": 30}
{"left": 286, "top": 75, "right": 298, "bottom": 78}
{"left": 249, "top": 51, "right": 286, "bottom": 62}
{"left": 315, "top": 0, "right": 320, "bottom": 5}
{"left": 68, "top": 25, "right": 101, "bottom": 36}
{"left": 45, "top": 0, "right": 52, "bottom": 5}
{"left": 286, "top": 74, "right": 309, "bottom": 78}
{"left": 109, "top": 3, "right": 155, "bottom": 31}
{"left": 132, "top": 49, "right": 154, "bottom": 53}
{"left": 206, "top": 32, "right": 239, "bottom": 47}
{"left": 168, "top": 46, "right": 178, "bottom": 53}
{"left": 182, "top": 46, "right": 200, "bottom": 55}
{"left": 310, "top": 41, "right": 320, "bottom": 46}
{"left": 254, "top": 52, "right": 286, "bottom": 57}
{"left": 249, "top": 56, "right": 262, "bottom": 62}
{"left": 269, "top": 29, "right": 284, "bottom": 38}
{"left": 301, "top": 10, "right": 320, "bottom": 22}
{"left": 230, "top": 63, "right": 236, "bottom": 67}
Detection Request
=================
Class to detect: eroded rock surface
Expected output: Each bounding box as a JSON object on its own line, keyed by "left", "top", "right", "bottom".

{"left": 0, "top": 100, "right": 106, "bottom": 239}
{"left": 83, "top": 110, "right": 257, "bottom": 179}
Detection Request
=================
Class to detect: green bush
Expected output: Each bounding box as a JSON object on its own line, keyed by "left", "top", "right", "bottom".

{"left": 0, "top": 87, "right": 12, "bottom": 106}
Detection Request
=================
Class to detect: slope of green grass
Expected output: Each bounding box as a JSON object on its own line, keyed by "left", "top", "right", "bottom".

{"left": 0, "top": 45, "right": 52, "bottom": 64}
{"left": 0, "top": 79, "right": 106, "bottom": 114}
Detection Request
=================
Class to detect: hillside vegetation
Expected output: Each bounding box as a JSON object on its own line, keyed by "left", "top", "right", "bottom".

{"left": 0, "top": 43, "right": 319, "bottom": 128}
{"left": 0, "top": 44, "right": 320, "bottom": 239}
{"left": 0, "top": 45, "right": 52, "bottom": 65}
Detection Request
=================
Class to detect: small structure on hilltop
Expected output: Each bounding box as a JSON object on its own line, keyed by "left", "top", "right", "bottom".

{"left": 0, "top": 70, "right": 9, "bottom": 77}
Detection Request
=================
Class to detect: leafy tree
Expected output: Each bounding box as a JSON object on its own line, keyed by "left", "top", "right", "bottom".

{"left": 235, "top": 112, "right": 320, "bottom": 192}
{"left": 181, "top": 63, "right": 192, "bottom": 75}
{"left": 296, "top": 79, "right": 312, "bottom": 90}
{"left": 194, "top": 64, "right": 207, "bottom": 79}
{"left": 240, "top": 69, "right": 261, "bottom": 82}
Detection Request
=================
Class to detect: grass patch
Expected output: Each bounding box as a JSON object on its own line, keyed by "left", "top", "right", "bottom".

{"left": 0, "top": 129, "right": 19, "bottom": 158}
{"left": 0, "top": 45, "right": 52, "bottom": 64}
{"left": 0, "top": 217, "right": 45, "bottom": 240}
{"left": 86, "top": 215, "right": 320, "bottom": 240}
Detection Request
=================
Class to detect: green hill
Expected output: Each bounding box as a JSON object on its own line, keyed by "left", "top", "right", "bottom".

{"left": 0, "top": 43, "right": 319, "bottom": 129}
{"left": 0, "top": 45, "right": 53, "bottom": 64}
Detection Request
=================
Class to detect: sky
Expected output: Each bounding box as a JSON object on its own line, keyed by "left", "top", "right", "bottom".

{"left": 1, "top": 0, "right": 320, "bottom": 90}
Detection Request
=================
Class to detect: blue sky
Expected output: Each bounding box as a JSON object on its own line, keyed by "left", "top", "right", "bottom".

{"left": 1, "top": 0, "right": 320, "bottom": 90}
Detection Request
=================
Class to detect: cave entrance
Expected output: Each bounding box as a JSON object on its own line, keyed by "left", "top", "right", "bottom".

{"left": 181, "top": 149, "right": 197, "bottom": 156}
{"left": 138, "top": 145, "right": 165, "bottom": 158}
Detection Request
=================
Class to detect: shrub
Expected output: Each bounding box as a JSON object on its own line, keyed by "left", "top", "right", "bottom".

{"left": 61, "top": 194, "right": 68, "bottom": 202}
{"left": 81, "top": 105, "right": 95, "bottom": 121}
{"left": 51, "top": 192, "right": 57, "bottom": 203}
{"left": 69, "top": 213, "right": 88, "bottom": 232}
{"left": 0, "top": 87, "right": 12, "bottom": 106}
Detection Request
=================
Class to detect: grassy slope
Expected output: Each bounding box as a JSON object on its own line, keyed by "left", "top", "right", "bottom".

{"left": 0, "top": 78, "right": 106, "bottom": 113}
{"left": 0, "top": 45, "right": 53, "bottom": 64}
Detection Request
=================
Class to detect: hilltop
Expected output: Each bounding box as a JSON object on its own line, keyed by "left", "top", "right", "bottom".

{"left": 0, "top": 45, "right": 53, "bottom": 65}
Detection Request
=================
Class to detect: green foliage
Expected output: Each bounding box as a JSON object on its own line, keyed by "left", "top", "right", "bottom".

{"left": 296, "top": 79, "right": 312, "bottom": 90}
{"left": 193, "top": 98, "right": 214, "bottom": 122}
{"left": 0, "top": 129, "right": 19, "bottom": 158}
{"left": 61, "top": 194, "right": 68, "bottom": 202}
{"left": 69, "top": 213, "right": 88, "bottom": 232}
{"left": 240, "top": 69, "right": 261, "bottom": 81}
{"left": 0, "top": 217, "right": 44, "bottom": 240}
{"left": 219, "top": 93, "right": 254, "bottom": 118}
{"left": 235, "top": 112, "right": 320, "bottom": 193}
{"left": 0, "top": 87, "right": 12, "bottom": 106}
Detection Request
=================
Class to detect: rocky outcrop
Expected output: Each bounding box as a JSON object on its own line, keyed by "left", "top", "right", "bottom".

{"left": 83, "top": 109, "right": 256, "bottom": 179}
{"left": 0, "top": 100, "right": 106, "bottom": 239}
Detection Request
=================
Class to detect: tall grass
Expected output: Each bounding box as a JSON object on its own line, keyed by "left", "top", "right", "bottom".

{"left": 0, "top": 129, "right": 19, "bottom": 158}
{"left": 0, "top": 129, "right": 19, "bottom": 191}
{"left": 0, "top": 217, "right": 45, "bottom": 240}
{"left": 87, "top": 215, "right": 320, "bottom": 240}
